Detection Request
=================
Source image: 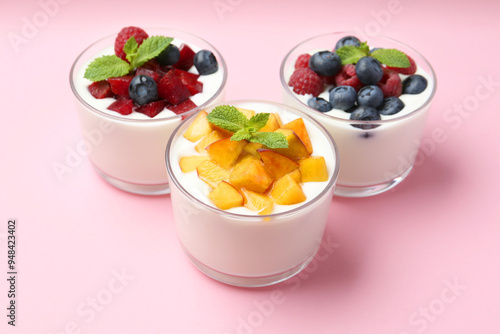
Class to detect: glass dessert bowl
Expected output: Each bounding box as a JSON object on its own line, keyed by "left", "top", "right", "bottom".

{"left": 166, "top": 100, "right": 339, "bottom": 287}
{"left": 70, "top": 27, "right": 227, "bottom": 195}
{"left": 280, "top": 32, "right": 436, "bottom": 197}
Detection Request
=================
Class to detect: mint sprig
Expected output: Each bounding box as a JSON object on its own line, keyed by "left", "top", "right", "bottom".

{"left": 207, "top": 106, "right": 289, "bottom": 149}
{"left": 84, "top": 35, "right": 173, "bottom": 82}
{"left": 335, "top": 41, "right": 410, "bottom": 68}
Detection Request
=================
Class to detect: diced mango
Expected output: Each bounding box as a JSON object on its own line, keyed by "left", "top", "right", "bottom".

{"left": 287, "top": 168, "right": 302, "bottom": 184}
{"left": 258, "top": 149, "right": 299, "bottom": 180}
{"left": 206, "top": 138, "right": 247, "bottom": 170}
{"left": 241, "top": 188, "right": 274, "bottom": 215}
{"left": 183, "top": 111, "right": 212, "bottom": 142}
{"left": 195, "top": 130, "right": 225, "bottom": 154}
{"left": 196, "top": 160, "right": 230, "bottom": 188}
{"left": 259, "top": 113, "right": 281, "bottom": 132}
{"left": 208, "top": 181, "right": 244, "bottom": 210}
{"left": 179, "top": 155, "right": 210, "bottom": 173}
{"left": 272, "top": 128, "right": 310, "bottom": 160}
{"left": 270, "top": 174, "right": 306, "bottom": 205}
{"left": 230, "top": 159, "right": 274, "bottom": 193}
{"left": 299, "top": 156, "right": 329, "bottom": 182}
{"left": 282, "top": 118, "right": 313, "bottom": 154}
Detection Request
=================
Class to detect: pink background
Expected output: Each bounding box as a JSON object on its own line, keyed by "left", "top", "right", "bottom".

{"left": 2, "top": 0, "right": 500, "bottom": 333}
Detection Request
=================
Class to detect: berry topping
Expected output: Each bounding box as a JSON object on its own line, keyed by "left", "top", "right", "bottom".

{"left": 295, "top": 54, "right": 311, "bottom": 69}
{"left": 308, "top": 51, "right": 342, "bottom": 76}
{"left": 377, "top": 69, "right": 402, "bottom": 97}
{"left": 387, "top": 54, "right": 417, "bottom": 75}
{"left": 135, "top": 67, "right": 161, "bottom": 83}
{"left": 335, "top": 36, "right": 361, "bottom": 50}
{"left": 355, "top": 56, "right": 383, "bottom": 85}
{"left": 350, "top": 106, "right": 381, "bottom": 130}
{"left": 156, "top": 44, "right": 180, "bottom": 66}
{"left": 307, "top": 97, "right": 332, "bottom": 112}
{"left": 108, "top": 75, "right": 134, "bottom": 98}
{"left": 402, "top": 75, "right": 428, "bottom": 94}
{"left": 334, "top": 64, "right": 363, "bottom": 91}
{"left": 114, "top": 26, "right": 149, "bottom": 61}
{"left": 288, "top": 68, "right": 324, "bottom": 97}
{"left": 135, "top": 100, "right": 167, "bottom": 118}
{"left": 107, "top": 98, "right": 134, "bottom": 115}
{"left": 174, "top": 69, "right": 203, "bottom": 95}
{"left": 173, "top": 44, "right": 196, "bottom": 71}
{"left": 357, "top": 85, "right": 384, "bottom": 109}
{"left": 378, "top": 97, "right": 405, "bottom": 116}
{"left": 88, "top": 81, "right": 113, "bottom": 99}
{"left": 167, "top": 98, "right": 198, "bottom": 116}
{"left": 329, "top": 86, "right": 357, "bottom": 111}
{"left": 128, "top": 75, "right": 158, "bottom": 106}
{"left": 158, "top": 70, "right": 191, "bottom": 105}
{"left": 193, "top": 50, "right": 219, "bottom": 75}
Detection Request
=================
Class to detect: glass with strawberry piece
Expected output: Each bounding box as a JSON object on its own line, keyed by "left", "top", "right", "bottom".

{"left": 165, "top": 100, "right": 339, "bottom": 287}
{"left": 70, "top": 27, "right": 227, "bottom": 195}
{"left": 280, "top": 32, "right": 436, "bottom": 197}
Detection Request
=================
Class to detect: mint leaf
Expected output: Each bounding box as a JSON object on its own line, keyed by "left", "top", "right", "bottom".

{"left": 84, "top": 55, "right": 131, "bottom": 82}
{"left": 132, "top": 36, "right": 173, "bottom": 68}
{"left": 123, "top": 36, "right": 138, "bottom": 63}
{"left": 250, "top": 132, "right": 288, "bottom": 149}
{"left": 231, "top": 129, "right": 252, "bottom": 141}
{"left": 247, "top": 113, "right": 270, "bottom": 132}
{"left": 335, "top": 45, "right": 368, "bottom": 65}
{"left": 371, "top": 48, "right": 410, "bottom": 68}
{"left": 358, "top": 41, "right": 370, "bottom": 55}
{"left": 207, "top": 105, "right": 248, "bottom": 133}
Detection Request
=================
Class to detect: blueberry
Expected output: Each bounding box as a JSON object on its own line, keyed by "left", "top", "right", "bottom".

{"left": 402, "top": 75, "right": 428, "bottom": 94}
{"left": 357, "top": 85, "right": 384, "bottom": 108}
{"left": 309, "top": 51, "right": 342, "bottom": 76}
{"left": 128, "top": 75, "right": 158, "bottom": 105}
{"left": 193, "top": 50, "right": 218, "bottom": 75}
{"left": 350, "top": 106, "right": 381, "bottom": 130}
{"left": 156, "top": 44, "right": 180, "bottom": 66}
{"left": 329, "top": 86, "right": 357, "bottom": 111}
{"left": 335, "top": 36, "right": 361, "bottom": 50}
{"left": 355, "top": 56, "right": 383, "bottom": 85}
{"left": 370, "top": 47, "right": 383, "bottom": 54}
{"left": 307, "top": 97, "right": 332, "bottom": 112}
{"left": 378, "top": 97, "right": 405, "bottom": 115}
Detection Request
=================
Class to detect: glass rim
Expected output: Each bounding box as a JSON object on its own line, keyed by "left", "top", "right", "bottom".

{"left": 69, "top": 27, "right": 228, "bottom": 123}
{"left": 279, "top": 31, "right": 437, "bottom": 125}
{"left": 165, "top": 99, "right": 340, "bottom": 221}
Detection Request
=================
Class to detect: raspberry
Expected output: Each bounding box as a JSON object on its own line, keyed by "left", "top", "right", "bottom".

{"left": 136, "top": 100, "right": 167, "bottom": 118}
{"left": 173, "top": 69, "right": 203, "bottom": 95}
{"left": 320, "top": 75, "right": 336, "bottom": 85}
{"left": 135, "top": 68, "right": 161, "bottom": 83}
{"left": 334, "top": 64, "right": 363, "bottom": 91}
{"left": 158, "top": 70, "right": 191, "bottom": 105}
{"left": 114, "top": 26, "right": 148, "bottom": 61}
{"left": 173, "top": 44, "right": 196, "bottom": 71}
{"left": 386, "top": 54, "right": 417, "bottom": 75}
{"left": 295, "top": 54, "right": 311, "bottom": 69}
{"left": 377, "top": 69, "right": 402, "bottom": 97}
{"left": 107, "top": 98, "right": 134, "bottom": 115}
{"left": 108, "top": 75, "right": 134, "bottom": 98}
{"left": 167, "top": 98, "right": 197, "bottom": 117}
{"left": 288, "top": 68, "right": 324, "bottom": 96}
{"left": 88, "top": 81, "right": 113, "bottom": 99}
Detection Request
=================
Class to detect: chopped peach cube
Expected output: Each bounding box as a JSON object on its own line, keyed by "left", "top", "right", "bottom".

{"left": 242, "top": 142, "right": 263, "bottom": 158}
{"left": 272, "top": 128, "right": 310, "bottom": 160}
{"left": 195, "top": 130, "right": 226, "bottom": 154}
{"left": 179, "top": 155, "right": 210, "bottom": 173}
{"left": 230, "top": 159, "right": 274, "bottom": 193}
{"left": 206, "top": 138, "right": 247, "bottom": 169}
{"left": 196, "top": 160, "right": 230, "bottom": 188}
{"left": 287, "top": 168, "right": 302, "bottom": 184}
{"left": 259, "top": 113, "right": 281, "bottom": 132}
{"left": 236, "top": 108, "right": 256, "bottom": 119}
{"left": 208, "top": 181, "right": 244, "bottom": 210}
{"left": 241, "top": 188, "right": 274, "bottom": 215}
{"left": 299, "top": 156, "right": 329, "bottom": 182}
{"left": 270, "top": 173, "right": 306, "bottom": 205}
{"left": 282, "top": 118, "right": 313, "bottom": 154}
{"left": 183, "top": 111, "right": 212, "bottom": 142}
{"left": 258, "top": 149, "right": 299, "bottom": 179}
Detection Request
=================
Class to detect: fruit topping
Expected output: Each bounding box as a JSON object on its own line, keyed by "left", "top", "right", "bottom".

{"left": 108, "top": 75, "right": 134, "bottom": 98}
{"left": 135, "top": 100, "right": 167, "bottom": 118}
{"left": 288, "top": 68, "right": 324, "bottom": 97}
{"left": 167, "top": 98, "right": 198, "bottom": 116}
{"left": 387, "top": 54, "right": 417, "bottom": 75}
{"left": 129, "top": 75, "right": 158, "bottom": 105}
{"left": 309, "top": 51, "right": 342, "bottom": 76}
{"left": 378, "top": 97, "right": 405, "bottom": 116}
{"left": 295, "top": 54, "right": 311, "bottom": 69}
{"left": 350, "top": 106, "right": 381, "bottom": 129}
{"left": 114, "top": 26, "right": 148, "bottom": 61}
{"left": 173, "top": 44, "right": 196, "bottom": 71}
{"left": 329, "top": 85, "right": 357, "bottom": 111}
{"left": 107, "top": 98, "right": 134, "bottom": 115}
{"left": 158, "top": 70, "right": 191, "bottom": 105}
{"left": 193, "top": 50, "right": 219, "bottom": 75}
{"left": 308, "top": 97, "right": 332, "bottom": 112}
{"left": 355, "top": 56, "right": 383, "bottom": 85}
{"left": 377, "top": 69, "right": 402, "bottom": 97}
{"left": 334, "top": 36, "right": 361, "bottom": 50}
{"left": 357, "top": 85, "right": 384, "bottom": 109}
{"left": 88, "top": 81, "right": 113, "bottom": 99}
{"left": 156, "top": 44, "right": 180, "bottom": 66}
{"left": 402, "top": 75, "right": 428, "bottom": 94}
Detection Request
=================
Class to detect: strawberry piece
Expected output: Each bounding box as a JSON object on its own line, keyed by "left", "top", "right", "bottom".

{"left": 173, "top": 44, "right": 195, "bottom": 71}
{"left": 135, "top": 68, "right": 161, "bottom": 83}
{"left": 172, "top": 69, "right": 203, "bottom": 95}
{"left": 114, "top": 26, "right": 149, "bottom": 61}
{"left": 158, "top": 70, "right": 191, "bottom": 105}
{"left": 377, "top": 69, "right": 402, "bottom": 97}
{"left": 334, "top": 64, "right": 363, "bottom": 91}
{"left": 295, "top": 54, "right": 311, "bottom": 69}
{"left": 108, "top": 75, "right": 133, "bottom": 98}
{"left": 107, "top": 98, "right": 134, "bottom": 115}
{"left": 167, "top": 98, "right": 198, "bottom": 116}
{"left": 386, "top": 54, "right": 417, "bottom": 75}
{"left": 140, "top": 59, "right": 161, "bottom": 72}
{"left": 288, "top": 68, "right": 324, "bottom": 96}
{"left": 135, "top": 100, "right": 167, "bottom": 118}
{"left": 88, "top": 81, "right": 113, "bottom": 99}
